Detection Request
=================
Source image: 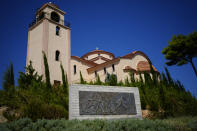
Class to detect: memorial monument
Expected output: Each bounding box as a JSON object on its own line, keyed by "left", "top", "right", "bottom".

{"left": 69, "top": 84, "right": 142, "bottom": 120}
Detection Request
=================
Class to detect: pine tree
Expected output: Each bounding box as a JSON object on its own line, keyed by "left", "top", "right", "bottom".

{"left": 162, "top": 31, "right": 197, "bottom": 78}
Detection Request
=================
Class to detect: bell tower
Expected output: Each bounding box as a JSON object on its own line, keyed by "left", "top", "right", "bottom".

{"left": 26, "top": 3, "right": 71, "bottom": 84}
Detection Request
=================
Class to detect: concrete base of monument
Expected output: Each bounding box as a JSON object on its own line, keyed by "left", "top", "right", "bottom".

{"left": 69, "top": 84, "right": 142, "bottom": 120}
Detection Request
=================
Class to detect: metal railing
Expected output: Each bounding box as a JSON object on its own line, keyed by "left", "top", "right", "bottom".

{"left": 28, "top": 14, "right": 71, "bottom": 28}
{"left": 28, "top": 19, "right": 37, "bottom": 28}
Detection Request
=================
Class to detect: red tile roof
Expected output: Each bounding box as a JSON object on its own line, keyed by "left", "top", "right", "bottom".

{"left": 121, "top": 51, "right": 151, "bottom": 63}
{"left": 89, "top": 56, "right": 111, "bottom": 62}
{"left": 71, "top": 56, "right": 98, "bottom": 67}
{"left": 123, "top": 66, "right": 136, "bottom": 72}
{"left": 87, "top": 57, "right": 120, "bottom": 74}
{"left": 72, "top": 50, "right": 158, "bottom": 74}
{"left": 137, "top": 61, "right": 157, "bottom": 72}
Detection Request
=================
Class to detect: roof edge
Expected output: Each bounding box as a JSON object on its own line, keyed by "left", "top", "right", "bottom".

{"left": 81, "top": 50, "right": 115, "bottom": 59}
{"left": 71, "top": 56, "right": 98, "bottom": 67}
{"left": 87, "top": 57, "right": 120, "bottom": 74}
{"left": 36, "top": 3, "right": 66, "bottom": 15}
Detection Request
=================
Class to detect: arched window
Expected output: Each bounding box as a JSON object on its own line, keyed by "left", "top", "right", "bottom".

{"left": 56, "top": 26, "right": 60, "bottom": 36}
{"left": 55, "top": 50, "right": 60, "bottom": 61}
{"left": 74, "top": 65, "right": 76, "bottom": 74}
{"left": 51, "top": 12, "right": 60, "bottom": 23}
{"left": 37, "top": 12, "right": 45, "bottom": 21}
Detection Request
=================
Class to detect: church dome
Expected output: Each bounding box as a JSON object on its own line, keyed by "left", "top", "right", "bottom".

{"left": 81, "top": 50, "right": 115, "bottom": 60}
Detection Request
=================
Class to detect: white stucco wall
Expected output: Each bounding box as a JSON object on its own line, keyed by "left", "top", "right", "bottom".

{"left": 100, "top": 54, "right": 113, "bottom": 60}
{"left": 47, "top": 22, "right": 70, "bottom": 84}
{"left": 70, "top": 59, "right": 92, "bottom": 83}
{"left": 70, "top": 54, "right": 149, "bottom": 84}
{"left": 87, "top": 54, "right": 98, "bottom": 60}
{"left": 115, "top": 54, "right": 148, "bottom": 82}
{"left": 27, "top": 13, "right": 70, "bottom": 85}
{"left": 26, "top": 23, "right": 44, "bottom": 76}
{"left": 94, "top": 58, "right": 106, "bottom": 64}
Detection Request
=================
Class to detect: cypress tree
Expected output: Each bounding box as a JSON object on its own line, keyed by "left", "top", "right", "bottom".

{"left": 65, "top": 74, "right": 68, "bottom": 90}
{"left": 161, "top": 72, "right": 168, "bottom": 85}
{"left": 60, "top": 64, "right": 68, "bottom": 94}
{"left": 105, "top": 73, "right": 110, "bottom": 84}
{"left": 80, "top": 71, "right": 86, "bottom": 84}
{"left": 96, "top": 75, "right": 102, "bottom": 85}
{"left": 124, "top": 77, "right": 130, "bottom": 86}
{"left": 109, "top": 74, "right": 117, "bottom": 86}
{"left": 10, "top": 63, "right": 15, "bottom": 87}
{"left": 164, "top": 67, "right": 174, "bottom": 85}
{"left": 2, "top": 62, "right": 15, "bottom": 91}
{"left": 149, "top": 62, "right": 158, "bottom": 85}
{"left": 42, "top": 51, "right": 51, "bottom": 88}
{"left": 144, "top": 72, "right": 152, "bottom": 85}
{"left": 139, "top": 73, "right": 144, "bottom": 83}
{"left": 129, "top": 72, "right": 135, "bottom": 83}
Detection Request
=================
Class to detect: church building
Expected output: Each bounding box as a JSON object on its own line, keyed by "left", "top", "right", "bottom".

{"left": 26, "top": 3, "right": 158, "bottom": 85}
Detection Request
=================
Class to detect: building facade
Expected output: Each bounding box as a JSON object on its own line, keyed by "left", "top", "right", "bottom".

{"left": 26, "top": 3, "right": 158, "bottom": 85}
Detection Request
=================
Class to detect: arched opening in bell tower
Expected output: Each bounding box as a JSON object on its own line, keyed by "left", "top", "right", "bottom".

{"left": 56, "top": 26, "right": 60, "bottom": 35}
{"left": 51, "top": 11, "right": 60, "bottom": 23}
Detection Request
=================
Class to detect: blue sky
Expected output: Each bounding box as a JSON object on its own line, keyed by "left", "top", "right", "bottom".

{"left": 0, "top": 0, "right": 197, "bottom": 96}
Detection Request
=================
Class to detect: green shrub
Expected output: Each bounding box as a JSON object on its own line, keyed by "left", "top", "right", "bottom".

{"left": 80, "top": 71, "right": 86, "bottom": 84}
{"left": 95, "top": 75, "right": 102, "bottom": 85}
{"left": 0, "top": 59, "right": 69, "bottom": 122}
{"left": 78, "top": 67, "right": 197, "bottom": 118}
{"left": 22, "top": 97, "right": 68, "bottom": 121}
{"left": 1, "top": 117, "right": 197, "bottom": 131}
{"left": 187, "top": 119, "right": 197, "bottom": 130}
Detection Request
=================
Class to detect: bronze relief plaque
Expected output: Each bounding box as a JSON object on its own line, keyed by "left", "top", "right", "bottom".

{"left": 79, "top": 91, "right": 137, "bottom": 115}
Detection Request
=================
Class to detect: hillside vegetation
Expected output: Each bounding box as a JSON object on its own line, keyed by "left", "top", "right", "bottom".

{"left": 80, "top": 67, "right": 197, "bottom": 118}
{"left": 0, "top": 53, "right": 197, "bottom": 122}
